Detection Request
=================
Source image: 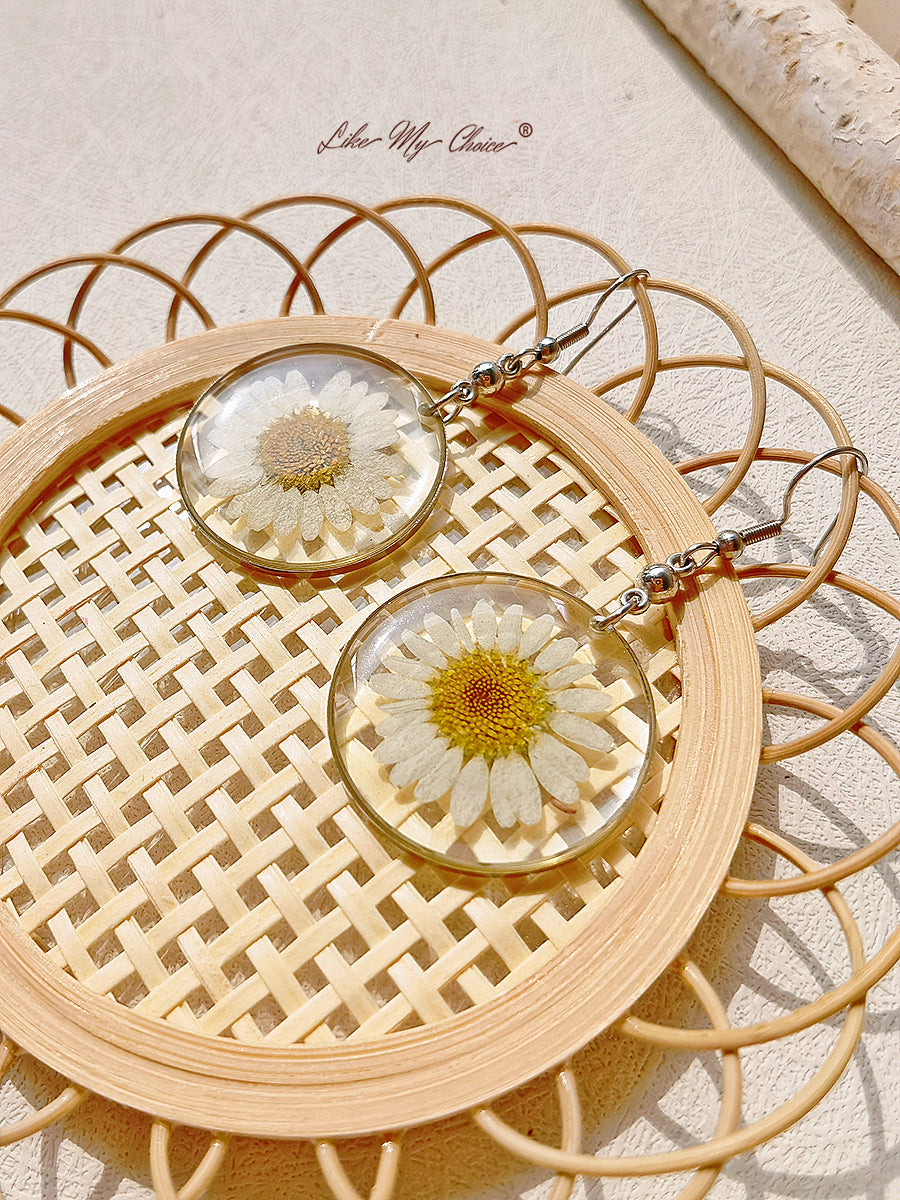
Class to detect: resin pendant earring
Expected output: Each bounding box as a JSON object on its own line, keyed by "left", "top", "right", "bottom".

{"left": 177, "top": 342, "right": 447, "bottom": 575}
{"left": 176, "top": 271, "right": 650, "bottom": 576}
{"left": 328, "top": 572, "right": 657, "bottom": 874}
{"left": 328, "top": 448, "right": 867, "bottom": 875}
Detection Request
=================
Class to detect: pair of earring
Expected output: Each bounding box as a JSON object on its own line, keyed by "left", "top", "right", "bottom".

{"left": 175, "top": 275, "right": 867, "bottom": 876}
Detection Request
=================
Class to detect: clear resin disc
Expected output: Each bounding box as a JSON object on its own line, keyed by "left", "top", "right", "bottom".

{"left": 329, "top": 573, "right": 657, "bottom": 874}
{"left": 176, "top": 343, "right": 447, "bottom": 575}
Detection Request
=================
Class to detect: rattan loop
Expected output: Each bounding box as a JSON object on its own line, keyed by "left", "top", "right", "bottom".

{"left": 546, "top": 1066, "right": 583, "bottom": 1200}
{"left": 745, "top": 566, "right": 900, "bottom": 763}
{"left": 0, "top": 1084, "right": 86, "bottom": 1148}
{"left": 0, "top": 403, "right": 23, "bottom": 430}
{"left": 314, "top": 1137, "right": 402, "bottom": 1200}
{"left": 619, "top": 825, "right": 871, "bottom": 1052}
{"left": 149, "top": 1121, "right": 230, "bottom": 1200}
{"left": 726, "top": 691, "right": 900, "bottom": 895}
{"left": 475, "top": 957, "right": 743, "bottom": 1182}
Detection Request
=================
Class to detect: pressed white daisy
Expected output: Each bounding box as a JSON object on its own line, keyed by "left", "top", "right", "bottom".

{"left": 370, "top": 601, "right": 615, "bottom": 829}
{"left": 204, "top": 368, "right": 404, "bottom": 541}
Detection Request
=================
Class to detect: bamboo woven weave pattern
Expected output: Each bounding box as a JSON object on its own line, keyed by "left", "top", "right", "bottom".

{"left": 0, "top": 401, "right": 679, "bottom": 1047}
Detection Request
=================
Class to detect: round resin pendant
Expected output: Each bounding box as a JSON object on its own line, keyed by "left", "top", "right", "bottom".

{"left": 177, "top": 343, "right": 447, "bottom": 575}
{"left": 329, "top": 573, "right": 657, "bottom": 874}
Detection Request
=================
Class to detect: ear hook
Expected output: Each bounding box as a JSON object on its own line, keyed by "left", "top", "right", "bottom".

{"left": 732, "top": 446, "right": 869, "bottom": 564}
{"left": 426, "top": 268, "right": 650, "bottom": 422}
{"left": 778, "top": 446, "right": 868, "bottom": 563}
{"left": 592, "top": 445, "right": 869, "bottom": 631}
{"left": 562, "top": 269, "right": 650, "bottom": 375}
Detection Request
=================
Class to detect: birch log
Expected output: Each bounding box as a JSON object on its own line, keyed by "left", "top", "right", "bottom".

{"left": 641, "top": 0, "right": 900, "bottom": 276}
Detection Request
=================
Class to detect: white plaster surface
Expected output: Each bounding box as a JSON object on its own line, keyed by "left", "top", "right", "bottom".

{"left": 0, "top": 2, "right": 898, "bottom": 1199}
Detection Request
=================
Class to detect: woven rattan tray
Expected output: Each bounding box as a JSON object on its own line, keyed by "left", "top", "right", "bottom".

{"left": 0, "top": 314, "right": 760, "bottom": 1136}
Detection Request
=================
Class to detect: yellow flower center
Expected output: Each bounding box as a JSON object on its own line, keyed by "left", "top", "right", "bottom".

{"left": 257, "top": 408, "right": 351, "bottom": 491}
{"left": 429, "top": 648, "right": 550, "bottom": 761}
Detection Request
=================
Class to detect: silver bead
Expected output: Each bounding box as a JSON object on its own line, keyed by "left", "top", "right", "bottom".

{"left": 535, "top": 335, "right": 560, "bottom": 364}
{"left": 714, "top": 529, "right": 745, "bottom": 560}
{"left": 640, "top": 562, "right": 679, "bottom": 602}
{"left": 470, "top": 361, "right": 504, "bottom": 395}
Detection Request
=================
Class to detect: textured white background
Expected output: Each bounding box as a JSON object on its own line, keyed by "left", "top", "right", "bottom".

{"left": 0, "top": 2, "right": 899, "bottom": 1198}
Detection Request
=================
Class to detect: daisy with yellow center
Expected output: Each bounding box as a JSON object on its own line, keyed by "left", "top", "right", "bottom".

{"left": 204, "top": 368, "right": 403, "bottom": 542}
{"left": 370, "top": 600, "right": 615, "bottom": 828}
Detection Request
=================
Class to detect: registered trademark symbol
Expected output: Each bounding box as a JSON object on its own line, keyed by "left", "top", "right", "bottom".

{"left": 519, "top": 122, "right": 533, "bottom": 138}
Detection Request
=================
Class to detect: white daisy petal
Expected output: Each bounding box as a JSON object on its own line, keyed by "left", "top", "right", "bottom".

{"left": 553, "top": 688, "right": 614, "bottom": 715}
{"left": 272, "top": 490, "right": 304, "bottom": 538}
{"left": 494, "top": 753, "right": 542, "bottom": 825}
{"left": 401, "top": 631, "right": 447, "bottom": 670}
{"left": 374, "top": 723, "right": 438, "bottom": 765}
{"left": 208, "top": 470, "right": 264, "bottom": 498}
{"left": 370, "top": 674, "right": 430, "bottom": 700}
{"left": 299, "top": 489, "right": 324, "bottom": 541}
{"left": 379, "top": 654, "right": 434, "bottom": 681}
{"left": 414, "top": 746, "right": 464, "bottom": 804}
{"left": 350, "top": 424, "right": 397, "bottom": 453}
{"left": 423, "top": 613, "right": 463, "bottom": 658}
{"left": 333, "top": 471, "right": 380, "bottom": 515}
{"left": 244, "top": 484, "right": 284, "bottom": 531}
{"left": 517, "top": 613, "right": 557, "bottom": 659}
{"left": 346, "top": 394, "right": 389, "bottom": 422}
{"left": 379, "top": 697, "right": 430, "bottom": 715}
{"left": 450, "top": 608, "right": 474, "bottom": 652}
{"left": 389, "top": 738, "right": 448, "bottom": 789}
{"left": 319, "top": 484, "right": 353, "bottom": 531}
{"left": 543, "top": 663, "right": 595, "bottom": 689}
{"left": 206, "top": 450, "right": 258, "bottom": 477}
{"left": 375, "top": 711, "right": 431, "bottom": 739}
{"left": 284, "top": 369, "right": 310, "bottom": 398}
{"left": 353, "top": 468, "right": 395, "bottom": 500}
{"left": 488, "top": 759, "right": 517, "bottom": 828}
{"left": 547, "top": 713, "right": 615, "bottom": 753}
{"left": 471, "top": 600, "right": 497, "bottom": 650}
{"left": 317, "top": 370, "right": 353, "bottom": 404}
{"left": 211, "top": 415, "right": 269, "bottom": 445}
{"left": 358, "top": 390, "right": 390, "bottom": 410}
{"left": 528, "top": 730, "right": 590, "bottom": 787}
{"left": 356, "top": 453, "right": 405, "bottom": 480}
{"left": 534, "top": 637, "right": 579, "bottom": 673}
{"left": 450, "top": 756, "right": 489, "bottom": 826}
{"left": 209, "top": 425, "right": 242, "bottom": 450}
{"left": 354, "top": 406, "right": 396, "bottom": 430}
{"left": 496, "top": 605, "right": 523, "bottom": 654}
{"left": 348, "top": 412, "right": 390, "bottom": 438}
{"left": 547, "top": 775, "right": 581, "bottom": 813}
{"left": 326, "top": 379, "right": 369, "bottom": 419}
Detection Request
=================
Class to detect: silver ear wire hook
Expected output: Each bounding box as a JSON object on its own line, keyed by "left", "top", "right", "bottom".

{"left": 425, "top": 268, "right": 650, "bottom": 422}
{"left": 591, "top": 445, "right": 869, "bottom": 632}
{"left": 780, "top": 446, "right": 868, "bottom": 564}
{"left": 562, "top": 269, "right": 650, "bottom": 375}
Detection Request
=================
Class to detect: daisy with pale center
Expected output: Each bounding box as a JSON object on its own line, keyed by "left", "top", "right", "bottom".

{"left": 371, "top": 600, "right": 616, "bottom": 828}
{"left": 205, "top": 368, "right": 403, "bottom": 542}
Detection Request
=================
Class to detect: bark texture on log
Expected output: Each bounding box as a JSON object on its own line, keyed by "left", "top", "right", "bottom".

{"left": 642, "top": 0, "right": 900, "bottom": 275}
